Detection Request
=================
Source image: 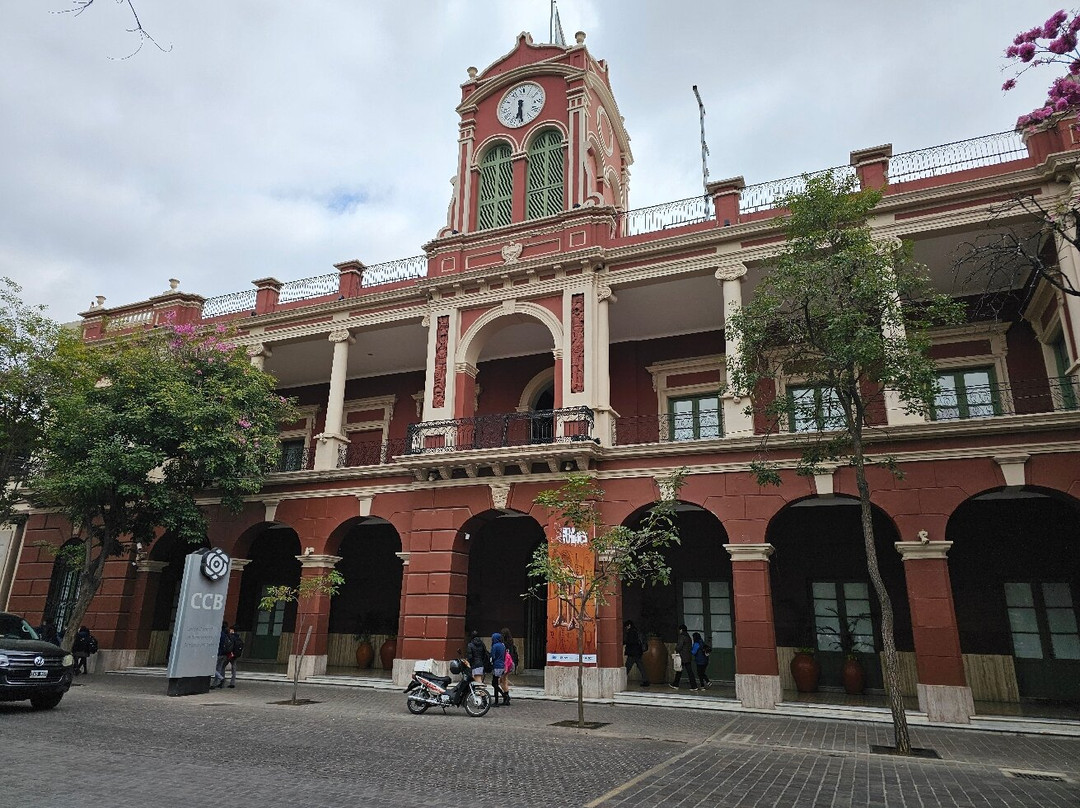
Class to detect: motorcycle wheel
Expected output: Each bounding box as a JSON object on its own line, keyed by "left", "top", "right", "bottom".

{"left": 406, "top": 693, "right": 430, "bottom": 714}
{"left": 464, "top": 689, "right": 491, "bottom": 717}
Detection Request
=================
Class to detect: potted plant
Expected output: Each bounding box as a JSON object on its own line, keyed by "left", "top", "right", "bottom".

{"left": 789, "top": 625, "right": 821, "bottom": 693}
{"left": 818, "top": 609, "right": 871, "bottom": 695}
{"left": 377, "top": 613, "right": 398, "bottom": 670}
{"left": 354, "top": 614, "right": 374, "bottom": 670}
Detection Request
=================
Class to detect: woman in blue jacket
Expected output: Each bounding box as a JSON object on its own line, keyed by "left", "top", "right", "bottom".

{"left": 489, "top": 632, "right": 506, "bottom": 707}
{"left": 691, "top": 631, "right": 711, "bottom": 688}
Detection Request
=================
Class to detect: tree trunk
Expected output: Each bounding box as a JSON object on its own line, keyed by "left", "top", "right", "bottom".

{"left": 59, "top": 538, "right": 109, "bottom": 653}
{"left": 852, "top": 430, "right": 912, "bottom": 754}
{"left": 576, "top": 613, "right": 585, "bottom": 728}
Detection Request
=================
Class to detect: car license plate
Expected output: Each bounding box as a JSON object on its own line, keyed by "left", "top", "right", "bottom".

{"left": 29, "top": 670, "right": 48, "bottom": 678}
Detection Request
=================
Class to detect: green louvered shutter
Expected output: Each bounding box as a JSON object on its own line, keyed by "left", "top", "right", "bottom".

{"left": 477, "top": 144, "right": 514, "bottom": 230}
{"left": 526, "top": 130, "right": 564, "bottom": 220}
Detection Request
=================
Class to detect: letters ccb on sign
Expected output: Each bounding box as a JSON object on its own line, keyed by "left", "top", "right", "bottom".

{"left": 166, "top": 548, "right": 231, "bottom": 680}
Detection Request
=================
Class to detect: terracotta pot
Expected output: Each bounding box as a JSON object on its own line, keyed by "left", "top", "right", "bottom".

{"left": 355, "top": 639, "right": 374, "bottom": 669}
{"left": 641, "top": 635, "right": 668, "bottom": 684}
{"left": 379, "top": 636, "right": 397, "bottom": 670}
{"left": 790, "top": 652, "right": 821, "bottom": 693}
{"left": 841, "top": 657, "right": 865, "bottom": 695}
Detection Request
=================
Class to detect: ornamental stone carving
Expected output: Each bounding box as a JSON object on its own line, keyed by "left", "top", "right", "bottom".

{"left": 570, "top": 293, "right": 585, "bottom": 393}
{"left": 432, "top": 315, "right": 449, "bottom": 408}
{"left": 502, "top": 242, "right": 524, "bottom": 264}
{"left": 490, "top": 482, "right": 511, "bottom": 510}
{"left": 714, "top": 264, "right": 748, "bottom": 282}
{"left": 328, "top": 329, "right": 354, "bottom": 344}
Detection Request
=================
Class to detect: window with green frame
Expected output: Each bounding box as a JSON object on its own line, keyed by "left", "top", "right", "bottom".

{"left": 931, "top": 367, "right": 999, "bottom": 420}
{"left": 787, "top": 384, "right": 844, "bottom": 432}
{"left": 477, "top": 143, "right": 513, "bottom": 230}
{"left": 668, "top": 394, "right": 722, "bottom": 440}
{"left": 525, "top": 130, "right": 564, "bottom": 220}
{"left": 1050, "top": 332, "right": 1077, "bottom": 411}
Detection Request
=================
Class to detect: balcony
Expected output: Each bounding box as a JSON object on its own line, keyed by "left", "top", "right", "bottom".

{"left": 403, "top": 407, "right": 596, "bottom": 454}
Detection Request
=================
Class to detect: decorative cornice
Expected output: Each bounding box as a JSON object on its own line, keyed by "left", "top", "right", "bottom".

{"left": 229, "top": 558, "right": 253, "bottom": 572}
{"left": 296, "top": 553, "right": 342, "bottom": 569}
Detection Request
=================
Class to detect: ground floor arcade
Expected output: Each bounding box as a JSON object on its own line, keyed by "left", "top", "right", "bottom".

{"left": 9, "top": 449, "right": 1079, "bottom": 723}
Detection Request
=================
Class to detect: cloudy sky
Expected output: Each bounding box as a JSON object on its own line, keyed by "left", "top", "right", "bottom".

{"left": 0, "top": 0, "right": 1056, "bottom": 322}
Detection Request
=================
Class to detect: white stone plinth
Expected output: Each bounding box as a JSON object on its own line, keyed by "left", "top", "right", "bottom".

{"left": 545, "top": 665, "right": 625, "bottom": 699}
{"left": 917, "top": 683, "right": 975, "bottom": 723}
{"left": 735, "top": 673, "right": 782, "bottom": 709}
{"left": 287, "top": 653, "right": 327, "bottom": 681}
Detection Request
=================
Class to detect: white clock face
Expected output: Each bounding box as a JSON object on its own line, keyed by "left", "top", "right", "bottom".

{"left": 497, "top": 82, "right": 546, "bottom": 128}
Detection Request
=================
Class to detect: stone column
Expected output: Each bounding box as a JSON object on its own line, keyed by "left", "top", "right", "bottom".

{"left": 314, "top": 329, "right": 353, "bottom": 470}
{"left": 246, "top": 343, "right": 272, "bottom": 371}
{"left": 725, "top": 543, "right": 782, "bottom": 708}
{"left": 717, "top": 265, "right": 755, "bottom": 437}
{"left": 130, "top": 560, "right": 168, "bottom": 667}
{"left": 895, "top": 540, "right": 973, "bottom": 723}
{"left": 592, "top": 284, "right": 616, "bottom": 446}
{"left": 1053, "top": 217, "right": 1080, "bottom": 364}
{"left": 288, "top": 554, "right": 342, "bottom": 680}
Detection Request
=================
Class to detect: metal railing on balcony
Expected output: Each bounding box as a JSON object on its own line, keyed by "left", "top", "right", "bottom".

{"left": 278, "top": 273, "right": 339, "bottom": 304}
{"left": 273, "top": 444, "right": 317, "bottom": 473}
{"left": 739, "top": 165, "right": 857, "bottom": 215}
{"left": 888, "top": 131, "right": 1028, "bottom": 184}
{"left": 404, "top": 407, "right": 596, "bottom": 454}
{"left": 362, "top": 255, "right": 427, "bottom": 287}
{"left": 931, "top": 376, "right": 1079, "bottom": 421}
{"left": 202, "top": 288, "right": 257, "bottom": 318}
{"left": 619, "top": 196, "right": 712, "bottom": 237}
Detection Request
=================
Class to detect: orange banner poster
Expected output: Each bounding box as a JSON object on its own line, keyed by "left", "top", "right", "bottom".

{"left": 545, "top": 526, "right": 597, "bottom": 666}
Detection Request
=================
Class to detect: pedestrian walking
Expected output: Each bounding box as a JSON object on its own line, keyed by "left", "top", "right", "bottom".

{"left": 224, "top": 625, "right": 244, "bottom": 688}
{"left": 489, "top": 632, "right": 506, "bottom": 707}
{"left": 691, "top": 631, "right": 711, "bottom": 688}
{"left": 212, "top": 620, "right": 232, "bottom": 689}
{"left": 623, "top": 619, "right": 650, "bottom": 686}
{"left": 670, "top": 624, "right": 699, "bottom": 691}
{"left": 498, "top": 627, "right": 517, "bottom": 705}
{"left": 467, "top": 630, "right": 488, "bottom": 683}
{"left": 72, "top": 625, "right": 92, "bottom": 675}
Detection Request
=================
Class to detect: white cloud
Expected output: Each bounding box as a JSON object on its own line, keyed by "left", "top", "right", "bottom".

{"left": 0, "top": 0, "right": 1055, "bottom": 320}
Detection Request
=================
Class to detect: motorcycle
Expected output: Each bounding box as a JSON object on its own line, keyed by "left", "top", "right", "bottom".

{"left": 405, "top": 657, "right": 491, "bottom": 717}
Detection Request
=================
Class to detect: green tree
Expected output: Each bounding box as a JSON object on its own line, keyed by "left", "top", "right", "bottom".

{"left": 259, "top": 570, "right": 344, "bottom": 705}
{"left": 30, "top": 320, "right": 295, "bottom": 650}
{"left": 0, "top": 277, "right": 88, "bottom": 526}
{"left": 724, "top": 171, "right": 963, "bottom": 754}
{"left": 529, "top": 470, "right": 684, "bottom": 728}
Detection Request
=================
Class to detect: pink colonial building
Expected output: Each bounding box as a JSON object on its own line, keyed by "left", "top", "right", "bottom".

{"left": 7, "top": 31, "right": 1080, "bottom": 723}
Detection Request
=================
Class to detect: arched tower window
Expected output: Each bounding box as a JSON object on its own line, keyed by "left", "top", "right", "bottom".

{"left": 526, "top": 130, "right": 564, "bottom": 220}
{"left": 477, "top": 143, "right": 514, "bottom": 230}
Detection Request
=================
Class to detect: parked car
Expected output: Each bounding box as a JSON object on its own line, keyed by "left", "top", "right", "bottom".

{"left": 0, "top": 612, "right": 74, "bottom": 709}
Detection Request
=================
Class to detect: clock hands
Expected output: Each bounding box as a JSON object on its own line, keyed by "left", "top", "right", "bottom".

{"left": 516, "top": 99, "right": 524, "bottom": 122}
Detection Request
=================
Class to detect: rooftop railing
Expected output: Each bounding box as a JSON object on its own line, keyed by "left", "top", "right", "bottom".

{"left": 202, "top": 288, "right": 256, "bottom": 318}
{"left": 362, "top": 254, "right": 427, "bottom": 287}
{"left": 278, "top": 272, "right": 338, "bottom": 304}
{"left": 620, "top": 196, "right": 712, "bottom": 237}
{"left": 888, "top": 131, "right": 1028, "bottom": 184}
{"left": 740, "top": 165, "right": 857, "bottom": 215}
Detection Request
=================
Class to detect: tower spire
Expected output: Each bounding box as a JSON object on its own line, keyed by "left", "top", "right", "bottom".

{"left": 550, "top": 0, "right": 566, "bottom": 46}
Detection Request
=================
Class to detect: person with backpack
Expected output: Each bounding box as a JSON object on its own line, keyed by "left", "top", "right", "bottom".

{"left": 212, "top": 620, "right": 232, "bottom": 689}
{"left": 498, "top": 627, "right": 517, "bottom": 705}
{"left": 224, "top": 625, "right": 244, "bottom": 688}
{"left": 72, "top": 625, "right": 92, "bottom": 675}
{"left": 623, "top": 619, "right": 650, "bottom": 687}
{"left": 691, "top": 631, "right": 712, "bottom": 688}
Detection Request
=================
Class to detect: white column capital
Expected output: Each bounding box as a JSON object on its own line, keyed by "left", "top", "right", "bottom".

{"left": 230, "top": 557, "right": 253, "bottom": 572}
{"left": 724, "top": 543, "right": 775, "bottom": 562}
{"left": 135, "top": 559, "right": 169, "bottom": 574}
{"left": 715, "top": 263, "right": 748, "bottom": 282}
{"left": 895, "top": 540, "right": 953, "bottom": 561}
{"left": 296, "top": 553, "right": 342, "bottom": 569}
{"left": 395, "top": 551, "right": 410, "bottom": 566}
{"left": 328, "top": 329, "right": 355, "bottom": 344}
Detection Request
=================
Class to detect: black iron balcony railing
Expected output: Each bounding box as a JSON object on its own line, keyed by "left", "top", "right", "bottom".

{"left": 931, "top": 376, "right": 1079, "bottom": 421}
{"left": 404, "top": 407, "right": 595, "bottom": 454}
{"left": 274, "top": 444, "right": 317, "bottom": 473}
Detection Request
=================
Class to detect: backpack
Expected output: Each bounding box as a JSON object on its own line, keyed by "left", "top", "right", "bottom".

{"left": 505, "top": 648, "right": 514, "bottom": 673}
{"left": 231, "top": 633, "right": 244, "bottom": 657}
{"left": 88, "top": 635, "right": 99, "bottom": 655}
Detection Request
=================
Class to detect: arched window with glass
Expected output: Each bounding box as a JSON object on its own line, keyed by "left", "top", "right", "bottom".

{"left": 43, "top": 539, "right": 83, "bottom": 640}
{"left": 526, "top": 129, "right": 564, "bottom": 220}
{"left": 477, "top": 143, "right": 514, "bottom": 230}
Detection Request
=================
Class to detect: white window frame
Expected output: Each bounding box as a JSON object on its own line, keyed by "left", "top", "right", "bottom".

{"left": 646, "top": 356, "right": 725, "bottom": 441}
{"left": 928, "top": 324, "right": 1013, "bottom": 415}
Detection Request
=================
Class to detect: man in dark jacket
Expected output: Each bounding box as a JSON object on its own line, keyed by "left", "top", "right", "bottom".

{"left": 212, "top": 621, "right": 232, "bottom": 689}
{"left": 466, "top": 630, "right": 488, "bottom": 683}
{"left": 670, "top": 623, "right": 699, "bottom": 691}
{"left": 623, "top": 620, "right": 650, "bottom": 687}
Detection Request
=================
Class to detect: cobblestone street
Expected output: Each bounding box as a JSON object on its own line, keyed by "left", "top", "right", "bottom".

{"left": 1, "top": 675, "right": 1078, "bottom": 808}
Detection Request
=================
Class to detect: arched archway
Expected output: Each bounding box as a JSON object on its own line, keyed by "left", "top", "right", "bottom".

{"left": 146, "top": 533, "right": 209, "bottom": 664}
{"left": 947, "top": 486, "right": 1080, "bottom": 703}
{"left": 767, "top": 496, "right": 909, "bottom": 695}
{"left": 235, "top": 524, "right": 301, "bottom": 662}
{"left": 620, "top": 501, "right": 733, "bottom": 683}
{"left": 326, "top": 516, "right": 403, "bottom": 667}
{"left": 43, "top": 538, "right": 84, "bottom": 640}
{"left": 462, "top": 509, "right": 546, "bottom": 668}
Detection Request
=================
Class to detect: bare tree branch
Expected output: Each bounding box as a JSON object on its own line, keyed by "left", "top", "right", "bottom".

{"left": 55, "top": 0, "right": 172, "bottom": 59}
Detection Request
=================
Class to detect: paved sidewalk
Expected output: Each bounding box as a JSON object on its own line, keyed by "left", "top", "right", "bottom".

{"left": 1, "top": 674, "right": 1076, "bottom": 807}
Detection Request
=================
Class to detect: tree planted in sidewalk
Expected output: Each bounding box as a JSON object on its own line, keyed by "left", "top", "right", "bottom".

{"left": 528, "top": 470, "right": 684, "bottom": 728}
{"left": 259, "top": 570, "right": 344, "bottom": 705}
{"left": 30, "top": 320, "right": 295, "bottom": 650}
{"left": 724, "top": 171, "right": 962, "bottom": 754}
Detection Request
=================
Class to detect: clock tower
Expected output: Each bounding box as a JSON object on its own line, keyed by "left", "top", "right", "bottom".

{"left": 436, "top": 30, "right": 633, "bottom": 240}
